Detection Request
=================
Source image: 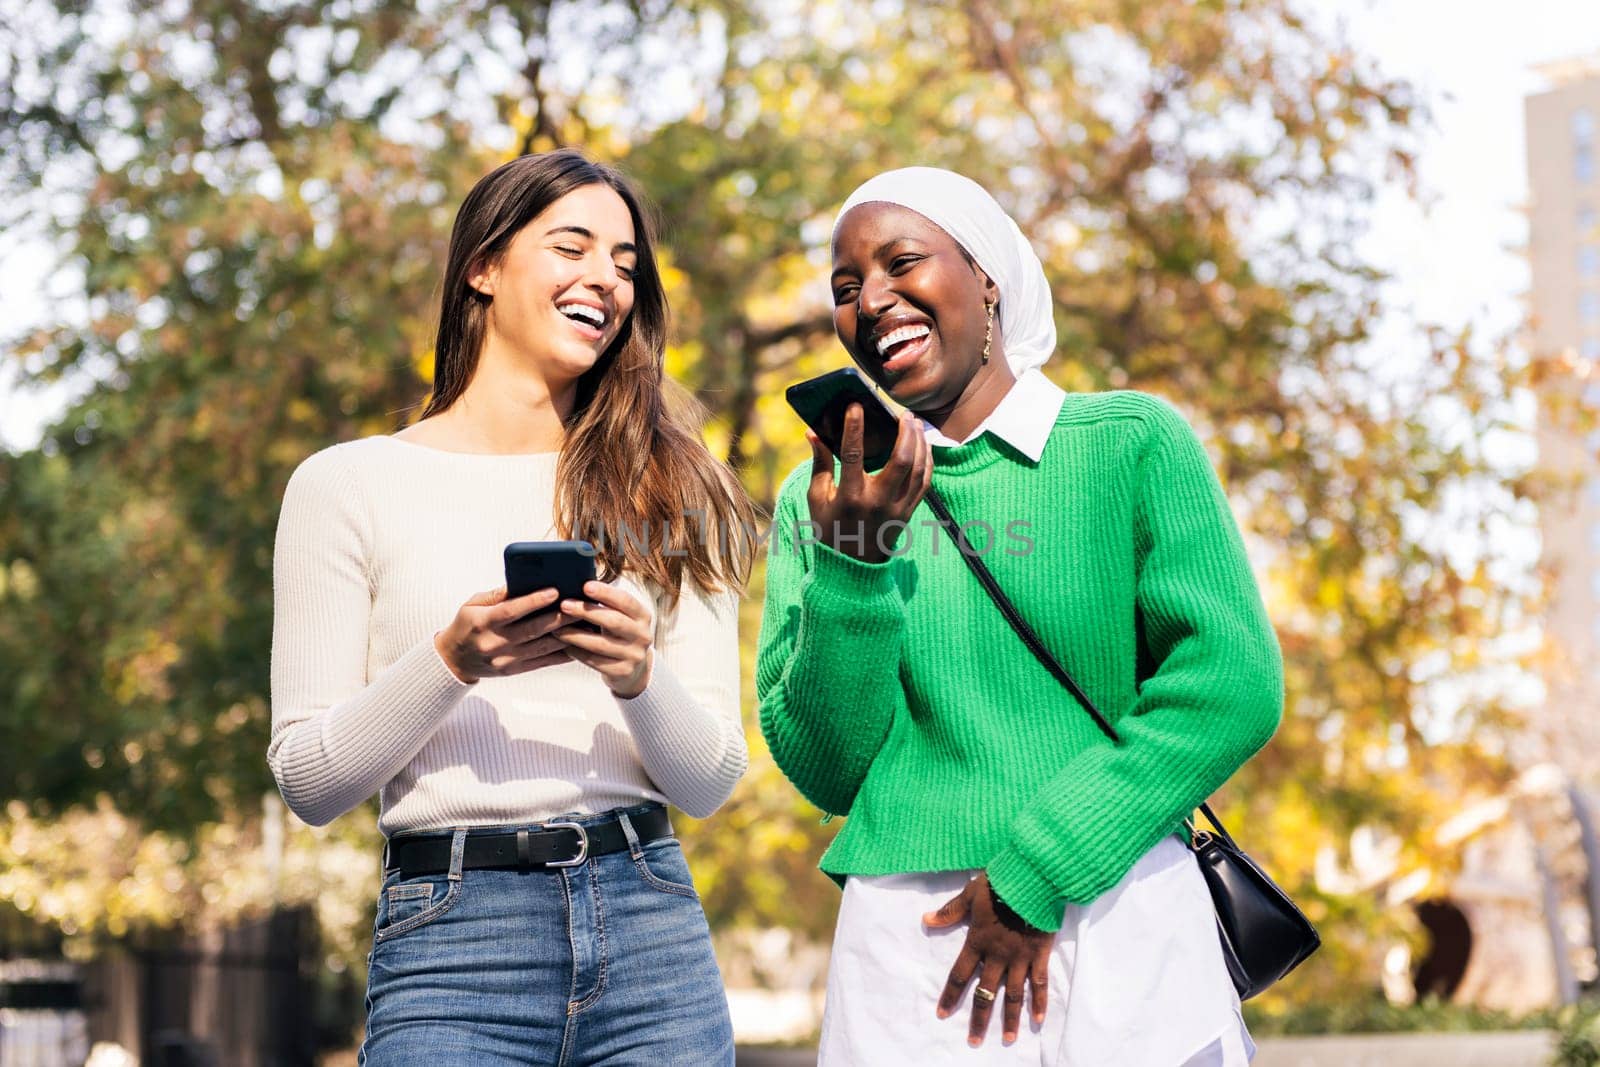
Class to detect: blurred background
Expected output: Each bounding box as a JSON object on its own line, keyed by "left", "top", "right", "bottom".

{"left": 3, "top": 0, "right": 1600, "bottom": 1063}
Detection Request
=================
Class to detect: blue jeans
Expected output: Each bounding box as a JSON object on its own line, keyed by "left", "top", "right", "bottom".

{"left": 360, "top": 803, "right": 735, "bottom": 1066}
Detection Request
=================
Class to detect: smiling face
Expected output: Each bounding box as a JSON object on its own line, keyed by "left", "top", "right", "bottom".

{"left": 470, "top": 182, "right": 638, "bottom": 382}
{"left": 830, "top": 201, "right": 1001, "bottom": 414}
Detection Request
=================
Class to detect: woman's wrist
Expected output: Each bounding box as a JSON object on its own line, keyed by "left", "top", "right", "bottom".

{"left": 986, "top": 879, "right": 1035, "bottom": 933}
{"left": 608, "top": 650, "right": 653, "bottom": 698}
{"left": 434, "top": 630, "right": 479, "bottom": 684}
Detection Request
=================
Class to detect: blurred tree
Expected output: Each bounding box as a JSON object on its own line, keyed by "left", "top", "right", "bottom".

{"left": 0, "top": 0, "right": 1539, "bottom": 1004}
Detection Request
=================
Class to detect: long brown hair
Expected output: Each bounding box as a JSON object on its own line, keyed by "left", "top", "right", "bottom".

{"left": 425, "top": 149, "right": 757, "bottom": 599}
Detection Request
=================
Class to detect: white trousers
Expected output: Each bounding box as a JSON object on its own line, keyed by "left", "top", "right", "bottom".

{"left": 818, "top": 836, "right": 1254, "bottom": 1066}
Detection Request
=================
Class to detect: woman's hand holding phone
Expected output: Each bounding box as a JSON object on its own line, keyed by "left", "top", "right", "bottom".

{"left": 434, "top": 587, "right": 580, "bottom": 684}
{"left": 806, "top": 403, "right": 933, "bottom": 564}
{"left": 551, "top": 580, "right": 655, "bottom": 698}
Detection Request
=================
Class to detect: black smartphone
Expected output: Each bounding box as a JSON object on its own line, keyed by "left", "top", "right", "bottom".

{"left": 785, "top": 367, "right": 902, "bottom": 472}
{"left": 504, "top": 540, "right": 598, "bottom": 605}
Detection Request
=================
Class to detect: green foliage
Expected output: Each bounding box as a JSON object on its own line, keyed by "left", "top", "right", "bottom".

{"left": 1554, "top": 1000, "right": 1600, "bottom": 1067}
{"left": 1246, "top": 994, "right": 1556, "bottom": 1037}
{"left": 0, "top": 0, "right": 1540, "bottom": 1005}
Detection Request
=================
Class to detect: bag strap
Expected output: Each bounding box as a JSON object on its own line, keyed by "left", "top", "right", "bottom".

{"left": 922, "top": 488, "right": 1119, "bottom": 743}
{"left": 922, "top": 485, "right": 1230, "bottom": 840}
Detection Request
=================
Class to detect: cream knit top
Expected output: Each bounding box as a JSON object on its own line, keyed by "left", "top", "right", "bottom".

{"left": 268, "top": 436, "right": 747, "bottom": 835}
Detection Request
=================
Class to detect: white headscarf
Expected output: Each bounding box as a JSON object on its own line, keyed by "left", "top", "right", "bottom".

{"left": 832, "top": 167, "right": 1056, "bottom": 375}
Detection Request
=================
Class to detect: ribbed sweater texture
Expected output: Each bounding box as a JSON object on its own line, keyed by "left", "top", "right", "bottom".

{"left": 756, "top": 391, "right": 1283, "bottom": 932}
{"left": 269, "top": 436, "right": 747, "bottom": 835}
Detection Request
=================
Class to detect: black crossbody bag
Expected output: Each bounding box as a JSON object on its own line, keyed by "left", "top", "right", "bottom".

{"left": 922, "top": 487, "right": 1320, "bottom": 1000}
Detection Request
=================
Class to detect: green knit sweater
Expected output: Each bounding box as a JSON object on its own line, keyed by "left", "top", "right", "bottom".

{"left": 756, "top": 390, "right": 1284, "bottom": 933}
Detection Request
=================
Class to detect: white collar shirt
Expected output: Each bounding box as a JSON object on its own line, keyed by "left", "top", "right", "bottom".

{"left": 918, "top": 367, "right": 1066, "bottom": 461}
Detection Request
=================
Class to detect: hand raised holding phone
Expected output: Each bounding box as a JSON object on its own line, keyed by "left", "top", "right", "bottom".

{"left": 806, "top": 402, "right": 933, "bottom": 564}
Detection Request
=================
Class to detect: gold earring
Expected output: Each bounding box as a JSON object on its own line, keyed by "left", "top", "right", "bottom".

{"left": 981, "top": 301, "right": 995, "bottom": 365}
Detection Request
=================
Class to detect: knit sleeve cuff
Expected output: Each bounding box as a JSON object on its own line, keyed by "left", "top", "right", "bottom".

{"left": 802, "top": 542, "right": 899, "bottom": 618}
{"left": 426, "top": 636, "right": 479, "bottom": 690}
{"left": 987, "top": 846, "right": 1068, "bottom": 933}
{"left": 320, "top": 636, "right": 477, "bottom": 756}
{"left": 615, "top": 655, "right": 695, "bottom": 716}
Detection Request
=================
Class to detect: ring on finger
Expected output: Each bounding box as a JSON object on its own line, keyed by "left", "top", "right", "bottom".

{"left": 973, "top": 987, "right": 997, "bottom": 1004}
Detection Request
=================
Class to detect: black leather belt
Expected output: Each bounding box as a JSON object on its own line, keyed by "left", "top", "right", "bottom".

{"left": 386, "top": 807, "right": 673, "bottom": 879}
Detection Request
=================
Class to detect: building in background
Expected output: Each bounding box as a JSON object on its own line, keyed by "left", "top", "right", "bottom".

{"left": 1391, "top": 55, "right": 1600, "bottom": 1017}
{"left": 1420, "top": 53, "right": 1600, "bottom": 1015}
{"left": 1527, "top": 53, "right": 1600, "bottom": 778}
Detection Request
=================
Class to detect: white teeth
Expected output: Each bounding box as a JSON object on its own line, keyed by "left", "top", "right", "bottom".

{"left": 876, "top": 323, "right": 930, "bottom": 355}
{"left": 558, "top": 303, "right": 605, "bottom": 326}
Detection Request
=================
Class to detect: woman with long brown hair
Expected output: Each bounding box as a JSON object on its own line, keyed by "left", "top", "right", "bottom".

{"left": 269, "top": 149, "right": 755, "bottom": 1064}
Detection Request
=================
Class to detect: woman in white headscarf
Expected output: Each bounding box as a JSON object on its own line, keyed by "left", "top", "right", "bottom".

{"left": 756, "top": 167, "right": 1283, "bottom": 1064}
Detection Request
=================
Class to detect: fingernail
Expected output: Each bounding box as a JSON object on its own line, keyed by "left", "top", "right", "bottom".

{"left": 1033, "top": 1012, "right": 1045, "bottom": 1024}
{"left": 936, "top": 1008, "right": 949, "bottom": 1020}
{"left": 1004, "top": 1032, "right": 1016, "bottom": 1043}
{"left": 968, "top": 1037, "right": 982, "bottom": 1048}
{"left": 561, "top": 600, "right": 580, "bottom": 612}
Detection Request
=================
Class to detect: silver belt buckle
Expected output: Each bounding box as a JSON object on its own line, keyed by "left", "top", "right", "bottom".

{"left": 542, "top": 821, "right": 589, "bottom": 867}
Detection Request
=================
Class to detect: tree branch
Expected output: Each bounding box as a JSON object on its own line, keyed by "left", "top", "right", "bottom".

{"left": 748, "top": 311, "right": 834, "bottom": 352}
{"left": 519, "top": 55, "right": 564, "bottom": 154}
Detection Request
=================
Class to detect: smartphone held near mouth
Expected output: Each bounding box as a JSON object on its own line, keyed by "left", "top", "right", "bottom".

{"left": 784, "top": 367, "right": 902, "bottom": 471}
